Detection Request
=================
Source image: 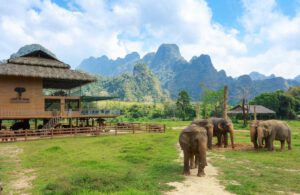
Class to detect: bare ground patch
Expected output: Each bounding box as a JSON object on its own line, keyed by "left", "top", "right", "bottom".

{"left": 165, "top": 144, "right": 234, "bottom": 195}
{"left": 0, "top": 145, "right": 35, "bottom": 194}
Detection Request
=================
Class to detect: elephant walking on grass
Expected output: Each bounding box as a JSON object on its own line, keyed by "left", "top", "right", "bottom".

{"left": 256, "top": 120, "right": 291, "bottom": 151}
{"left": 179, "top": 124, "right": 208, "bottom": 177}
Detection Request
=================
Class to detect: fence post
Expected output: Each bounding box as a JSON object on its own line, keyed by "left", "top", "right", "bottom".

{"left": 163, "top": 124, "right": 166, "bottom": 133}
{"left": 25, "top": 129, "right": 27, "bottom": 141}
{"left": 115, "top": 126, "right": 117, "bottom": 136}
{"left": 133, "top": 124, "right": 135, "bottom": 134}
{"left": 51, "top": 129, "right": 53, "bottom": 138}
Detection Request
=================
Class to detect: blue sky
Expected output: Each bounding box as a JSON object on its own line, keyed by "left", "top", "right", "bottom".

{"left": 0, "top": 0, "right": 300, "bottom": 78}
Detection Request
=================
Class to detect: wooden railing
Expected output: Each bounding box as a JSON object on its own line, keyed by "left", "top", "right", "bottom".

{"left": 0, "top": 109, "right": 120, "bottom": 118}
{"left": 80, "top": 109, "right": 120, "bottom": 116}
{"left": 0, "top": 123, "right": 166, "bottom": 142}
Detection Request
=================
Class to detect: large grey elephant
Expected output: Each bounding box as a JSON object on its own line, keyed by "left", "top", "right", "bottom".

{"left": 210, "top": 118, "right": 235, "bottom": 149}
{"left": 191, "top": 119, "right": 214, "bottom": 149}
{"left": 256, "top": 120, "right": 292, "bottom": 151}
{"left": 179, "top": 124, "right": 208, "bottom": 177}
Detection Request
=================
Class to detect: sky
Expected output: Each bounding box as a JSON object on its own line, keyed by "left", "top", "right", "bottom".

{"left": 0, "top": 0, "right": 300, "bottom": 78}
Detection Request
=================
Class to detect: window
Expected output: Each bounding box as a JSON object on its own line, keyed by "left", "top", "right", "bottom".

{"left": 45, "top": 99, "right": 61, "bottom": 111}
{"left": 65, "top": 99, "right": 80, "bottom": 111}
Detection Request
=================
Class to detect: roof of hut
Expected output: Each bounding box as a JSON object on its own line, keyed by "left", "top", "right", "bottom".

{"left": 0, "top": 46, "right": 96, "bottom": 89}
{"left": 228, "top": 105, "right": 276, "bottom": 114}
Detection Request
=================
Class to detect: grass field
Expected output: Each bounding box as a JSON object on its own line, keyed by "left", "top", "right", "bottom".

{"left": 0, "top": 120, "right": 299, "bottom": 194}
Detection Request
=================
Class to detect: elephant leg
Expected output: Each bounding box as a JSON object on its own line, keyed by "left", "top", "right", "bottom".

{"left": 183, "top": 150, "right": 190, "bottom": 175}
{"left": 280, "top": 140, "right": 285, "bottom": 151}
{"left": 189, "top": 154, "right": 195, "bottom": 169}
{"left": 268, "top": 139, "right": 274, "bottom": 151}
{"left": 223, "top": 133, "right": 228, "bottom": 148}
{"left": 287, "top": 138, "right": 292, "bottom": 150}
{"left": 207, "top": 130, "right": 213, "bottom": 150}
{"left": 264, "top": 138, "right": 268, "bottom": 148}
{"left": 197, "top": 143, "right": 207, "bottom": 177}
{"left": 287, "top": 132, "right": 292, "bottom": 150}
{"left": 217, "top": 135, "right": 222, "bottom": 147}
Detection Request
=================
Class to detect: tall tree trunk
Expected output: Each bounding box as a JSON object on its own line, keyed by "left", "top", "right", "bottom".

{"left": 254, "top": 105, "right": 257, "bottom": 121}
{"left": 242, "top": 98, "right": 247, "bottom": 126}
{"left": 223, "top": 85, "right": 228, "bottom": 120}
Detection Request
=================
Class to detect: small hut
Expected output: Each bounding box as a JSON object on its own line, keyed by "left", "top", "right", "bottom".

{"left": 0, "top": 46, "right": 119, "bottom": 129}
{"left": 228, "top": 105, "right": 276, "bottom": 119}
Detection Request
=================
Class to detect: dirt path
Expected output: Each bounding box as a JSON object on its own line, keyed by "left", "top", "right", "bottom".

{"left": 165, "top": 144, "right": 234, "bottom": 195}
{"left": 0, "top": 145, "right": 35, "bottom": 195}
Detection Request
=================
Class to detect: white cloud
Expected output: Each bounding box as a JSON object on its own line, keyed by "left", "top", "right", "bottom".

{"left": 0, "top": 0, "right": 299, "bottom": 79}
{"left": 223, "top": 0, "right": 300, "bottom": 78}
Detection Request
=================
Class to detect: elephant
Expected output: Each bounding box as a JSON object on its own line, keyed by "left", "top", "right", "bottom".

{"left": 256, "top": 120, "right": 291, "bottom": 151}
{"left": 210, "top": 118, "right": 235, "bottom": 149}
{"left": 191, "top": 119, "right": 214, "bottom": 149}
{"left": 179, "top": 124, "right": 208, "bottom": 177}
{"left": 250, "top": 120, "right": 268, "bottom": 149}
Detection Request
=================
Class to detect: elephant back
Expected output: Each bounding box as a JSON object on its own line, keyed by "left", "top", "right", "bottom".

{"left": 192, "top": 119, "right": 213, "bottom": 129}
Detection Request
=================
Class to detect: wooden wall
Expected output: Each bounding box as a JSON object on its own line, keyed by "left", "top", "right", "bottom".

{"left": 0, "top": 76, "right": 44, "bottom": 118}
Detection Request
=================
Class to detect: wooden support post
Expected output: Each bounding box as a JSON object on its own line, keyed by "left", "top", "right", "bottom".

{"left": 115, "top": 128, "right": 117, "bottom": 136}
{"left": 133, "top": 124, "right": 135, "bottom": 134}
{"left": 34, "top": 119, "right": 38, "bottom": 130}
{"left": 51, "top": 129, "right": 53, "bottom": 138}
{"left": 76, "top": 118, "right": 79, "bottom": 127}
{"left": 164, "top": 124, "right": 166, "bottom": 133}
{"left": 223, "top": 85, "right": 228, "bottom": 120}
{"left": 254, "top": 105, "right": 257, "bottom": 121}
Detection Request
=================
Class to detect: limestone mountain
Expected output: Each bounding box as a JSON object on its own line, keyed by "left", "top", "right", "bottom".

{"left": 78, "top": 43, "right": 300, "bottom": 103}
{"left": 78, "top": 52, "right": 140, "bottom": 76}
{"left": 295, "top": 75, "right": 300, "bottom": 82}
{"left": 83, "top": 63, "right": 169, "bottom": 102}
{"left": 248, "top": 71, "right": 276, "bottom": 80}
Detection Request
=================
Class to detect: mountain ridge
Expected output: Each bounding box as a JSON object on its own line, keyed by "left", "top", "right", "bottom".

{"left": 78, "top": 43, "right": 300, "bottom": 103}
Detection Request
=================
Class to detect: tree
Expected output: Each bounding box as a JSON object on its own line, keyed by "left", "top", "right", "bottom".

{"left": 176, "top": 90, "right": 195, "bottom": 120}
{"left": 200, "top": 87, "right": 224, "bottom": 118}
{"left": 236, "top": 87, "right": 251, "bottom": 126}
{"left": 251, "top": 90, "right": 298, "bottom": 119}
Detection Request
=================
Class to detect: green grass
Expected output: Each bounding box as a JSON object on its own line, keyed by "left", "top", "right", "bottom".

{"left": 210, "top": 120, "right": 300, "bottom": 195}
{"left": 0, "top": 121, "right": 189, "bottom": 194}
{"left": 0, "top": 120, "right": 300, "bottom": 194}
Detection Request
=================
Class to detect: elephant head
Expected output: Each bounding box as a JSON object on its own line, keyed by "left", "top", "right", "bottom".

{"left": 257, "top": 123, "right": 271, "bottom": 148}
{"left": 217, "top": 120, "right": 234, "bottom": 149}
{"left": 192, "top": 119, "right": 214, "bottom": 149}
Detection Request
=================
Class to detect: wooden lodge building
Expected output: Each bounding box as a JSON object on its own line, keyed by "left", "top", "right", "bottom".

{"left": 0, "top": 47, "right": 119, "bottom": 130}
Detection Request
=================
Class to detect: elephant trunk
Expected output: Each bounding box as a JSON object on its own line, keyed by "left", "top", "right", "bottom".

{"left": 229, "top": 129, "right": 234, "bottom": 149}
{"left": 257, "top": 128, "right": 263, "bottom": 148}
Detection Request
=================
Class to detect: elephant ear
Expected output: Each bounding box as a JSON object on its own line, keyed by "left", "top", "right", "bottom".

{"left": 263, "top": 125, "right": 272, "bottom": 136}
{"left": 218, "top": 123, "right": 224, "bottom": 131}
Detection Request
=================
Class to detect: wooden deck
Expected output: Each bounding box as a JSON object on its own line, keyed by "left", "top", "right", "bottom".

{"left": 0, "top": 123, "right": 166, "bottom": 142}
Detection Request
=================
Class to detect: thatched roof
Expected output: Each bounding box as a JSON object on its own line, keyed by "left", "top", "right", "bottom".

{"left": 228, "top": 105, "right": 276, "bottom": 114}
{"left": 0, "top": 50, "right": 96, "bottom": 89}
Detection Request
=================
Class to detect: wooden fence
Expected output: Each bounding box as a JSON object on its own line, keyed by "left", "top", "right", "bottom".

{"left": 0, "top": 123, "right": 166, "bottom": 142}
